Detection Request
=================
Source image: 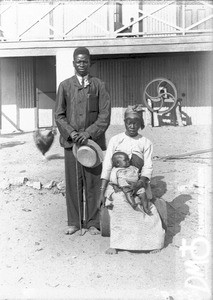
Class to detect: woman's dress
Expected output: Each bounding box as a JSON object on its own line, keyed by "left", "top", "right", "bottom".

{"left": 101, "top": 132, "right": 165, "bottom": 251}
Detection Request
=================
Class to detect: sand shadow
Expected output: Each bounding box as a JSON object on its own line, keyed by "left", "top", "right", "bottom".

{"left": 151, "top": 176, "right": 192, "bottom": 248}
{"left": 164, "top": 194, "right": 192, "bottom": 247}
{"left": 0, "top": 141, "right": 25, "bottom": 149}
{"left": 151, "top": 175, "right": 167, "bottom": 198}
{"left": 45, "top": 153, "right": 64, "bottom": 160}
{"left": 0, "top": 132, "right": 25, "bottom": 138}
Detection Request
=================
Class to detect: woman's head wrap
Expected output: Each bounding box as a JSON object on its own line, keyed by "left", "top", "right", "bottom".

{"left": 73, "top": 47, "right": 90, "bottom": 59}
{"left": 124, "top": 105, "right": 145, "bottom": 129}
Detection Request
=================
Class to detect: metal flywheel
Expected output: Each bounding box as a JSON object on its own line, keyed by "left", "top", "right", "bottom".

{"left": 143, "top": 78, "right": 178, "bottom": 115}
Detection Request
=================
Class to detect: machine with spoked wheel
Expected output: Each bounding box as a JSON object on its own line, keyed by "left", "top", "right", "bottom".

{"left": 143, "top": 78, "right": 178, "bottom": 115}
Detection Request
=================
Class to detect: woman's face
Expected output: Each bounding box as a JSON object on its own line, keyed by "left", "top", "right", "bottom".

{"left": 125, "top": 118, "right": 141, "bottom": 137}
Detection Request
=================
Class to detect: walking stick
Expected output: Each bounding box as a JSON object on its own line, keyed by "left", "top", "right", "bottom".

{"left": 75, "top": 158, "right": 82, "bottom": 236}
{"left": 81, "top": 165, "right": 87, "bottom": 229}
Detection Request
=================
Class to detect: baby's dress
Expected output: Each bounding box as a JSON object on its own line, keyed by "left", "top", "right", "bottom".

{"left": 105, "top": 165, "right": 143, "bottom": 207}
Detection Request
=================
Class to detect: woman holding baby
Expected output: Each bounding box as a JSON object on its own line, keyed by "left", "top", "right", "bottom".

{"left": 99, "top": 106, "right": 166, "bottom": 254}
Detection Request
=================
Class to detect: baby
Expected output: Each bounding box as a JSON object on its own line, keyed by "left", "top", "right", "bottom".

{"left": 104, "top": 151, "right": 152, "bottom": 214}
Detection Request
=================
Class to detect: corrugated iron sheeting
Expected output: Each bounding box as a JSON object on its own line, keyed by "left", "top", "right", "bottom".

{"left": 96, "top": 58, "right": 142, "bottom": 107}
{"left": 94, "top": 52, "right": 212, "bottom": 108}
{"left": 17, "top": 57, "right": 35, "bottom": 108}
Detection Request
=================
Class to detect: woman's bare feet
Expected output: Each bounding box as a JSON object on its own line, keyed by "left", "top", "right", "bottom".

{"left": 105, "top": 248, "right": 118, "bottom": 254}
{"left": 65, "top": 226, "right": 79, "bottom": 235}
{"left": 88, "top": 226, "right": 100, "bottom": 235}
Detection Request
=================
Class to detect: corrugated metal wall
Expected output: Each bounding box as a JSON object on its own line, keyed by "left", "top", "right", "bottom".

{"left": 93, "top": 52, "right": 212, "bottom": 108}
{"left": 16, "top": 56, "right": 56, "bottom": 111}
{"left": 15, "top": 52, "right": 212, "bottom": 110}
{"left": 17, "top": 57, "right": 35, "bottom": 108}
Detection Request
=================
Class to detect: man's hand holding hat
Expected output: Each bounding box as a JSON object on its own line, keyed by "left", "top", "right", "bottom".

{"left": 70, "top": 131, "right": 90, "bottom": 145}
{"left": 69, "top": 130, "right": 79, "bottom": 142}
{"left": 74, "top": 131, "right": 90, "bottom": 145}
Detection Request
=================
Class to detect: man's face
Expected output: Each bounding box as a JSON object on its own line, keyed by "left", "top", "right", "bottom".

{"left": 73, "top": 54, "right": 90, "bottom": 77}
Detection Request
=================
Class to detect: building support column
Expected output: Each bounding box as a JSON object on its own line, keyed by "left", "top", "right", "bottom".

{"left": 0, "top": 60, "right": 1, "bottom": 130}
{"left": 56, "top": 49, "right": 75, "bottom": 89}
{"left": 107, "top": 0, "right": 114, "bottom": 36}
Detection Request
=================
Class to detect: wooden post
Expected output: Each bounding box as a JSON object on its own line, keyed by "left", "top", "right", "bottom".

{"left": 175, "top": 99, "right": 184, "bottom": 126}
{"left": 145, "top": 99, "right": 159, "bottom": 127}
{"left": 153, "top": 112, "right": 159, "bottom": 127}
{"left": 35, "top": 88, "right": 39, "bottom": 129}
{"left": 145, "top": 99, "right": 152, "bottom": 126}
{"left": 56, "top": 49, "right": 75, "bottom": 88}
{"left": 107, "top": 0, "right": 115, "bottom": 36}
{"left": 138, "top": 0, "right": 143, "bottom": 34}
{"left": 49, "top": 0, "right": 54, "bottom": 39}
{"left": 0, "top": 60, "right": 1, "bottom": 131}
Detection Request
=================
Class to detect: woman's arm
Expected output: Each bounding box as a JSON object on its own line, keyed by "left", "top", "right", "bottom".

{"left": 128, "top": 139, "right": 153, "bottom": 194}
{"left": 100, "top": 136, "right": 116, "bottom": 181}
{"left": 98, "top": 178, "right": 109, "bottom": 209}
{"left": 140, "top": 139, "right": 153, "bottom": 180}
{"left": 98, "top": 136, "right": 116, "bottom": 209}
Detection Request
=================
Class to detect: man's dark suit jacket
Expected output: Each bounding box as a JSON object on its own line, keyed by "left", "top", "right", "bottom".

{"left": 55, "top": 75, "right": 111, "bottom": 150}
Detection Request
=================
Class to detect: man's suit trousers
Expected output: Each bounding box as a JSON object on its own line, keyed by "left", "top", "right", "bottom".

{"left": 64, "top": 148, "right": 101, "bottom": 229}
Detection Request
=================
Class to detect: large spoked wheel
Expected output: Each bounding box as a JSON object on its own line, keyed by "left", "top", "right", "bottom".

{"left": 143, "top": 78, "right": 178, "bottom": 115}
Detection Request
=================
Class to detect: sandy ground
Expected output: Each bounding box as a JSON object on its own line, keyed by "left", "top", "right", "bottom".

{"left": 0, "top": 124, "right": 212, "bottom": 300}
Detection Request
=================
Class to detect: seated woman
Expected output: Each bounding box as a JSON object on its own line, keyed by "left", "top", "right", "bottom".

{"left": 99, "top": 105, "right": 166, "bottom": 254}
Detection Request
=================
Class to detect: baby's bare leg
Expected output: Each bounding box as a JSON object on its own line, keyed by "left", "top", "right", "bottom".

{"left": 138, "top": 192, "right": 152, "bottom": 215}
{"left": 122, "top": 187, "right": 137, "bottom": 208}
{"left": 126, "top": 192, "right": 137, "bottom": 208}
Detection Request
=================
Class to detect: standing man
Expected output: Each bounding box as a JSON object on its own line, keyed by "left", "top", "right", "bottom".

{"left": 55, "top": 47, "right": 111, "bottom": 235}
